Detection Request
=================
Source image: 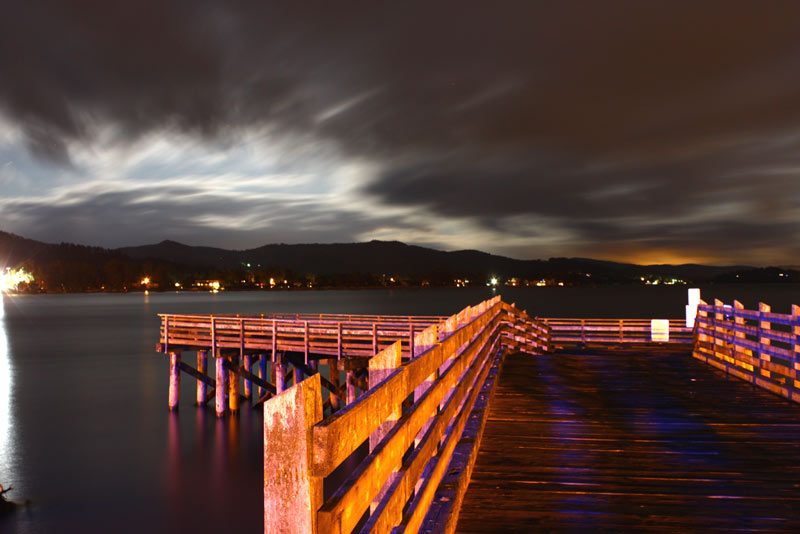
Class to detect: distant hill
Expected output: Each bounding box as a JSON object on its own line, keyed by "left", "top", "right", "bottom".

{"left": 1, "top": 230, "right": 764, "bottom": 290}
{"left": 117, "top": 238, "right": 746, "bottom": 281}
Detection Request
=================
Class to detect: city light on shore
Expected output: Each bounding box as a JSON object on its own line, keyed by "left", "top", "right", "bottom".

{"left": 0, "top": 268, "right": 34, "bottom": 293}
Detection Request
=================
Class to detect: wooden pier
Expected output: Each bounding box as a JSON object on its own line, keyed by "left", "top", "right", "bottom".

{"left": 154, "top": 292, "right": 800, "bottom": 533}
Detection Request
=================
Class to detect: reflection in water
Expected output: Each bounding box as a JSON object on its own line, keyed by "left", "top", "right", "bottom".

{"left": 0, "top": 295, "right": 14, "bottom": 477}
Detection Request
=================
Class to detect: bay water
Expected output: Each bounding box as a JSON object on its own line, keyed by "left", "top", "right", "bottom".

{"left": 1, "top": 285, "right": 798, "bottom": 533}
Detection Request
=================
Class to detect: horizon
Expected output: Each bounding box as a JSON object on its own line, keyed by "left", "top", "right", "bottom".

{"left": 1, "top": 3, "right": 798, "bottom": 266}
{"left": 4, "top": 229, "right": 795, "bottom": 269}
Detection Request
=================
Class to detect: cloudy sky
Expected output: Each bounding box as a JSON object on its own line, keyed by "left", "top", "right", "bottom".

{"left": 1, "top": 1, "right": 799, "bottom": 265}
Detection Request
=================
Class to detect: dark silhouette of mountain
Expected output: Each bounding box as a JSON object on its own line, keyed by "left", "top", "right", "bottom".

{"left": 1, "top": 229, "right": 771, "bottom": 293}
{"left": 118, "top": 238, "right": 747, "bottom": 281}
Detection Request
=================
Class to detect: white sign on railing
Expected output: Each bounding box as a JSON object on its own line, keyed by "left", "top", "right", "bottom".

{"left": 651, "top": 319, "right": 670, "bottom": 342}
{"left": 686, "top": 288, "right": 701, "bottom": 328}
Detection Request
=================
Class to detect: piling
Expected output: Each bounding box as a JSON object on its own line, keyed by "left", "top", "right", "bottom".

{"left": 215, "top": 353, "right": 227, "bottom": 417}
{"left": 196, "top": 350, "right": 208, "bottom": 405}
{"left": 228, "top": 355, "right": 240, "bottom": 412}
{"left": 243, "top": 354, "right": 252, "bottom": 399}
{"left": 259, "top": 354, "right": 268, "bottom": 398}
{"left": 168, "top": 351, "right": 181, "bottom": 411}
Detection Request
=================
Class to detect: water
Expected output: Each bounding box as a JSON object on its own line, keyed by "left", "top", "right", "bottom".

{"left": 1, "top": 285, "right": 798, "bottom": 533}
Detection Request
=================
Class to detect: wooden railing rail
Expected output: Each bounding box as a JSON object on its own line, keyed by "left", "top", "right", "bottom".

{"left": 263, "top": 296, "right": 551, "bottom": 534}
{"left": 543, "top": 317, "right": 693, "bottom": 345}
{"left": 159, "top": 314, "right": 443, "bottom": 359}
{"left": 693, "top": 299, "right": 800, "bottom": 403}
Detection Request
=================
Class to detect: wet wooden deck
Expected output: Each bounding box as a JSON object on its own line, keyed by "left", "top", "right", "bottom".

{"left": 456, "top": 348, "right": 800, "bottom": 533}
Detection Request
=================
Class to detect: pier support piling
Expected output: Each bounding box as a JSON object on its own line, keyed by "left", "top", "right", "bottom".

{"left": 228, "top": 355, "right": 240, "bottom": 412}
{"left": 346, "top": 370, "right": 357, "bottom": 404}
{"left": 259, "top": 354, "right": 268, "bottom": 398}
{"left": 243, "top": 354, "right": 252, "bottom": 399}
{"left": 196, "top": 350, "right": 208, "bottom": 405}
{"left": 168, "top": 351, "right": 181, "bottom": 411}
{"left": 329, "top": 359, "right": 340, "bottom": 411}
{"left": 215, "top": 353, "right": 227, "bottom": 417}
{"left": 276, "top": 352, "right": 287, "bottom": 394}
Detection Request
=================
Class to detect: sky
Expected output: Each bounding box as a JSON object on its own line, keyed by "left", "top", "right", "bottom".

{"left": 0, "top": 1, "right": 799, "bottom": 266}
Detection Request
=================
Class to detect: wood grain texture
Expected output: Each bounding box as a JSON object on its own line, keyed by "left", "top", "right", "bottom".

{"left": 456, "top": 348, "right": 800, "bottom": 533}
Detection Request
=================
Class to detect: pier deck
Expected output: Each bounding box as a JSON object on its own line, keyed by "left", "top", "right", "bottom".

{"left": 456, "top": 348, "right": 800, "bottom": 533}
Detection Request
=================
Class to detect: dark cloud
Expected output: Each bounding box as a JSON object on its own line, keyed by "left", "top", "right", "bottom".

{"left": 1, "top": 1, "right": 799, "bottom": 264}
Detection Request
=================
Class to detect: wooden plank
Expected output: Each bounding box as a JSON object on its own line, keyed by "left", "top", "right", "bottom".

{"left": 456, "top": 348, "right": 800, "bottom": 533}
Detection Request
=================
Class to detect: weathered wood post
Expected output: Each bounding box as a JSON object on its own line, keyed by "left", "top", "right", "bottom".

{"left": 243, "top": 354, "right": 253, "bottom": 399}
{"left": 196, "top": 350, "right": 208, "bottom": 405}
{"left": 229, "top": 355, "right": 240, "bottom": 412}
{"left": 304, "top": 320, "right": 310, "bottom": 365}
{"left": 259, "top": 354, "right": 268, "bottom": 398}
{"left": 346, "top": 370, "right": 357, "bottom": 404}
{"left": 215, "top": 352, "right": 227, "bottom": 417}
{"left": 713, "top": 299, "right": 725, "bottom": 361}
{"left": 168, "top": 351, "right": 181, "bottom": 411}
{"left": 793, "top": 305, "right": 800, "bottom": 400}
{"left": 368, "top": 341, "right": 402, "bottom": 512}
{"left": 329, "top": 359, "right": 340, "bottom": 411}
{"left": 759, "top": 302, "right": 772, "bottom": 381}
{"left": 275, "top": 352, "right": 287, "bottom": 394}
{"left": 414, "top": 323, "right": 439, "bottom": 448}
{"left": 733, "top": 301, "right": 749, "bottom": 364}
{"left": 263, "top": 374, "right": 323, "bottom": 534}
{"left": 372, "top": 323, "right": 378, "bottom": 354}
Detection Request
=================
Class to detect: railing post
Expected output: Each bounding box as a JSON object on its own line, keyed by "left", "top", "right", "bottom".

{"left": 272, "top": 319, "right": 278, "bottom": 358}
{"left": 368, "top": 341, "right": 402, "bottom": 512}
{"left": 759, "top": 303, "right": 772, "bottom": 380}
{"left": 196, "top": 350, "right": 208, "bottom": 405}
{"left": 168, "top": 351, "right": 181, "bottom": 411}
{"left": 713, "top": 299, "right": 725, "bottom": 360}
{"left": 304, "top": 320, "right": 310, "bottom": 365}
{"left": 733, "top": 300, "right": 748, "bottom": 363}
{"left": 163, "top": 314, "right": 169, "bottom": 354}
{"left": 264, "top": 374, "right": 323, "bottom": 534}
{"left": 793, "top": 305, "right": 800, "bottom": 397}
{"left": 372, "top": 323, "right": 378, "bottom": 355}
{"left": 409, "top": 323, "right": 415, "bottom": 358}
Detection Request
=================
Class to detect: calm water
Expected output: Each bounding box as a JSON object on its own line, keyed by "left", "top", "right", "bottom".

{"left": 1, "top": 285, "right": 798, "bottom": 533}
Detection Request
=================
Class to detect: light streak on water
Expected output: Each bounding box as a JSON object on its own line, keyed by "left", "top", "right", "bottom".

{"left": 0, "top": 294, "right": 13, "bottom": 477}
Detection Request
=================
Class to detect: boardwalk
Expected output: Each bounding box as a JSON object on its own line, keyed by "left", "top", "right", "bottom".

{"left": 456, "top": 348, "right": 800, "bottom": 533}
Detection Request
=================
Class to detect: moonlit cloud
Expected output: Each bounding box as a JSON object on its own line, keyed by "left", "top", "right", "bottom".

{"left": 0, "top": 1, "right": 799, "bottom": 265}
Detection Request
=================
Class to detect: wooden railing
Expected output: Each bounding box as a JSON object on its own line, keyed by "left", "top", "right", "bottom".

{"left": 543, "top": 318, "right": 693, "bottom": 345}
{"left": 693, "top": 299, "right": 800, "bottom": 403}
{"left": 158, "top": 313, "right": 444, "bottom": 360}
{"left": 263, "top": 297, "right": 550, "bottom": 534}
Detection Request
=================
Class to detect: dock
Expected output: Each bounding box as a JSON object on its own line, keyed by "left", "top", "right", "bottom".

{"left": 155, "top": 293, "right": 800, "bottom": 533}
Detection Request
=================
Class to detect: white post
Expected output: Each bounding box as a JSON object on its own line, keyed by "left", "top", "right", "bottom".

{"left": 686, "top": 288, "right": 701, "bottom": 328}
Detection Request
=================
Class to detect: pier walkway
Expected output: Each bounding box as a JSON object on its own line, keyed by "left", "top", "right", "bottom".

{"left": 156, "top": 293, "right": 800, "bottom": 533}
{"left": 456, "top": 348, "right": 800, "bottom": 533}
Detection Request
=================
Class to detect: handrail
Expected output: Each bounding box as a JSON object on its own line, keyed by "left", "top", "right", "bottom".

{"left": 158, "top": 313, "right": 444, "bottom": 359}
{"left": 543, "top": 317, "right": 693, "bottom": 345}
{"left": 263, "top": 296, "right": 551, "bottom": 534}
{"left": 693, "top": 299, "right": 800, "bottom": 403}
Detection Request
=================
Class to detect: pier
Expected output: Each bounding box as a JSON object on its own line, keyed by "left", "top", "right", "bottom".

{"left": 156, "top": 292, "right": 800, "bottom": 533}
